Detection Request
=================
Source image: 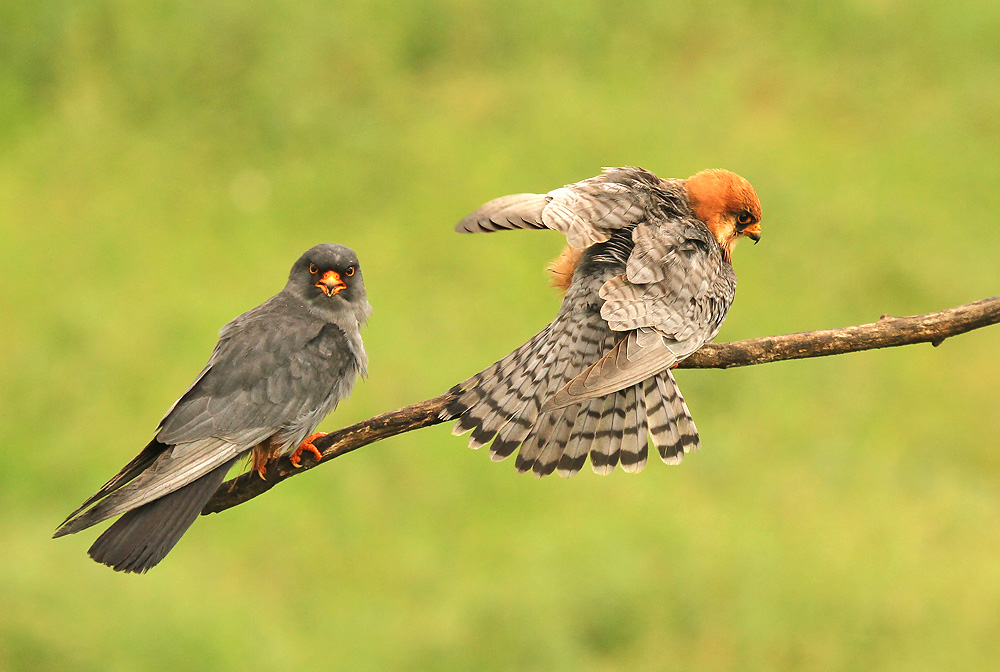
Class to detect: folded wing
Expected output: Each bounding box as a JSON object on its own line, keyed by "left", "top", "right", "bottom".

{"left": 544, "top": 220, "right": 736, "bottom": 410}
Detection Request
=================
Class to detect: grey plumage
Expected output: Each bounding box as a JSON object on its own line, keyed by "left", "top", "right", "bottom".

{"left": 444, "top": 167, "right": 758, "bottom": 477}
{"left": 87, "top": 456, "right": 239, "bottom": 573}
{"left": 55, "top": 243, "right": 371, "bottom": 572}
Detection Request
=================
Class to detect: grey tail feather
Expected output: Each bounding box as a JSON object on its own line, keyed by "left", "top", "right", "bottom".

{"left": 55, "top": 439, "right": 171, "bottom": 535}
{"left": 618, "top": 384, "right": 648, "bottom": 474}
{"left": 441, "top": 323, "right": 555, "bottom": 425}
{"left": 444, "top": 303, "right": 702, "bottom": 477}
{"left": 645, "top": 370, "right": 700, "bottom": 464}
{"left": 447, "top": 345, "right": 701, "bottom": 477}
{"left": 86, "top": 457, "right": 238, "bottom": 574}
{"left": 553, "top": 369, "right": 697, "bottom": 476}
{"left": 556, "top": 394, "right": 605, "bottom": 477}
{"left": 448, "top": 308, "right": 675, "bottom": 476}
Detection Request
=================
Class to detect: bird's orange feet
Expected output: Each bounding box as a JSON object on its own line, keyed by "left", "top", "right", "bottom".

{"left": 252, "top": 448, "right": 271, "bottom": 480}
{"left": 290, "top": 432, "right": 326, "bottom": 468}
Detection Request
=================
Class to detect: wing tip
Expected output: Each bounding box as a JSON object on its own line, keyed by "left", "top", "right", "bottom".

{"left": 539, "top": 390, "right": 573, "bottom": 414}
{"left": 52, "top": 508, "right": 99, "bottom": 538}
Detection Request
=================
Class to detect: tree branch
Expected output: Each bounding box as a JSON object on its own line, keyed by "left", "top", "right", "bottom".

{"left": 203, "top": 295, "right": 1000, "bottom": 515}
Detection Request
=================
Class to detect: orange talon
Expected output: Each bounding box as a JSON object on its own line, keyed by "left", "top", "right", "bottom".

{"left": 290, "top": 432, "right": 326, "bottom": 468}
{"left": 252, "top": 448, "right": 270, "bottom": 480}
{"left": 252, "top": 439, "right": 283, "bottom": 480}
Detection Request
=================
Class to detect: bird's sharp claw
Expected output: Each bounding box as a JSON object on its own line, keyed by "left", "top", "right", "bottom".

{"left": 290, "top": 433, "right": 326, "bottom": 468}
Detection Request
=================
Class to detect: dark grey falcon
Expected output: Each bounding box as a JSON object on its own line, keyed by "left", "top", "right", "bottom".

{"left": 54, "top": 243, "right": 371, "bottom": 573}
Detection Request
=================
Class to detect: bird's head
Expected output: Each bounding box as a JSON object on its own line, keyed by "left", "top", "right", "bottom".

{"left": 288, "top": 243, "right": 367, "bottom": 310}
{"left": 685, "top": 169, "right": 762, "bottom": 263}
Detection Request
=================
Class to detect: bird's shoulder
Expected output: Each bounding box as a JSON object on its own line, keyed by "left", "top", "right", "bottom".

{"left": 577, "top": 167, "right": 689, "bottom": 216}
{"left": 171, "top": 294, "right": 334, "bottom": 402}
{"left": 217, "top": 292, "right": 320, "bottom": 343}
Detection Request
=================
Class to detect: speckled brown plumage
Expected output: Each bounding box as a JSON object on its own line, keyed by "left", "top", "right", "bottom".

{"left": 444, "top": 167, "right": 762, "bottom": 476}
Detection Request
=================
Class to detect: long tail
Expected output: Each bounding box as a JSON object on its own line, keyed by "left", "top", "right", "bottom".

{"left": 442, "top": 315, "right": 701, "bottom": 477}
{"left": 85, "top": 458, "right": 238, "bottom": 573}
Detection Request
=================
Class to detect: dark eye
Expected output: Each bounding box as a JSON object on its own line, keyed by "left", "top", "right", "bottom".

{"left": 309, "top": 263, "right": 319, "bottom": 274}
{"left": 736, "top": 211, "right": 754, "bottom": 227}
{"left": 345, "top": 266, "right": 355, "bottom": 277}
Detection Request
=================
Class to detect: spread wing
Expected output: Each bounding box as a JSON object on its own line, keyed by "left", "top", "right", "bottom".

{"left": 454, "top": 170, "right": 652, "bottom": 249}
{"left": 543, "top": 220, "right": 736, "bottom": 410}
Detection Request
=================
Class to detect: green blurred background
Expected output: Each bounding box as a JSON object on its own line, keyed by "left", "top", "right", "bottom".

{"left": 2, "top": 1, "right": 999, "bottom": 670}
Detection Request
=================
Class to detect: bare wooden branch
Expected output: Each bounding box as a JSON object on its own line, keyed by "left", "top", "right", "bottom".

{"left": 202, "top": 394, "right": 453, "bottom": 514}
{"left": 203, "top": 295, "right": 1000, "bottom": 515}
{"left": 678, "top": 294, "right": 1000, "bottom": 369}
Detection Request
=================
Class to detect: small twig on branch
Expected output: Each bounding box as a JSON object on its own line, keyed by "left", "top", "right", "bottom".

{"left": 203, "top": 295, "right": 1000, "bottom": 515}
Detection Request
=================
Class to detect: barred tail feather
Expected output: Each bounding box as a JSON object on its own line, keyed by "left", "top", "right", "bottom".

{"left": 446, "top": 315, "right": 702, "bottom": 476}
{"left": 646, "top": 370, "right": 700, "bottom": 464}
{"left": 489, "top": 350, "right": 572, "bottom": 459}
{"left": 505, "top": 338, "right": 583, "bottom": 469}
{"left": 445, "top": 324, "right": 564, "bottom": 442}
{"left": 526, "top": 403, "right": 579, "bottom": 477}
{"left": 445, "top": 312, "right": 614, "bottom": 462}
{"left": 590, "top": 392, "right": 623, "bottom": 475}
{"left": 619, "top": 385, "right": 648, "bottom": 473}
{"left": 557, "top": 396, "right": 604, "bottom": 477}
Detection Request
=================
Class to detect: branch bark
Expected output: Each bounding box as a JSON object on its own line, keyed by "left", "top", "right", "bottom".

{"left": 203, "top": 295, "right": 1000, "bottom": 515}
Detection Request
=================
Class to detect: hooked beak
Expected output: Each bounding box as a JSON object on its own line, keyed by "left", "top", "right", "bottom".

{"left": 315, "top": 270, "right": 346, "bottom": 296}
{"left": 742, "top": 222, "right": 762, "bottom": 244}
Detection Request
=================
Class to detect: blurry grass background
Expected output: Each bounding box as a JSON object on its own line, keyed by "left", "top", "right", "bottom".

{"left": 2, "top": 1, "right": 999, "bottom": 670}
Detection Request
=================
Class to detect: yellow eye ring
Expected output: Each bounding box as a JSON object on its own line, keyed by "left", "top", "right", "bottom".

{"left": 346, "top": 266, "right": 355, "bottom": 277}
{"left": 309, "top": 263, "right": 318, "bottom": 274}
{"left": 736, "top": 212, "right": 754, "bottom": 226}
